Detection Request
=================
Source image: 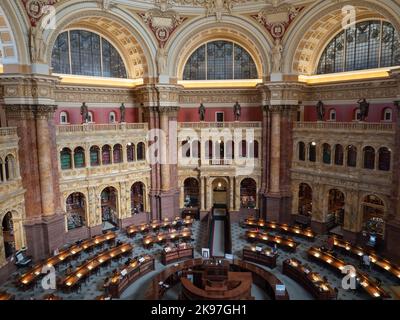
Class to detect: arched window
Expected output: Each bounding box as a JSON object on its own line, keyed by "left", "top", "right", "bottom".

{"left": 182, "top": 140, "right": 190, "bottom": 158}
{"left": 137, "top": 142, "right": 145, "bottom": 161}
{"left": 334, "top": 144, "right": 344, "bottom": 165}
{"left": 102, "top": 145, "right": 111, "bottom": 165}
{"left": 225, "top": 140, "right": 234, "bottom": 159}
{"left": 378, "top": 147, "right": 391, "bottom": 171}
{"left": 66, "top": 193, "right": 86, "bottom": 230}
{"left": 382, "top": 108, "right": 392, "bottom": 121}
{"left": 298, "top": 183, "right": 312, "bottom": 216}
{"left": 192, "top": 140, "right": 201, "bottom": 158}
{"left": 5, "top": 155, "right": 15, "bottom": 180}
{"left": 317, "top": 20, "right": 400, "bottom": 74}
{"left": 240, "top": 140, "right": 247, "bottom": 158}
{"left": 183, "top": 40, "right": 258, "bottom": 80}
{"left": 309, "top": 142, "right": 316, "bottom": 162}
{"left": 362, "top": 195, "right": 385, "bottom": 238}
{"left": 347, "top": 145, "right": 357, "bottom": 167}
{"left": 60, "top": 111, "right": 69, "bottom": 124}
{"left": 60, "top": 148, "right": 72, "bottom": 170}
{"left": 74, "top": 147, "right": 85, "bottom": 168}
{"left": 322, "top": 143, "right": 331, "bottom": 164}
{"left": 205, "top": 140, "right": 213, "bottom": 159}
{"left": 127, "top": 143, "right": 135, "bottom": 162}
{"left": 88, "top": 111, "right": 94, "bottom": 123}
{"left": 216, "top": 140, "right": 224, "bottom": 159}
{"left": 329, "top": 109, "right": 336, "bottom": 121}
{"left": 51, "top": 30, "right": 127, "bottom": 78}
{"left": 240, "top": 178, "right": 257, "bottom": 209}
{"left": 113, "top": 144, "right": 122, "bottom": 163}
{"left": 298, "top": 142, "right": 305, "bottom": 161}
{"left": 131, "top": 182, "right": 145, "bottom": 214}
{"left": 2, "top": 212, "right": 15, "bottom": 258}
{"left": 363, "top": 146, "right": 375, "bottom": 169}
{"left": 184, "top": 178, "right": 199, "bottom": 208}
{"left": 109, "top": 111, "right": 116, "bottom": 123}
{"left": 90, "top": 146, "right": 100, "bottom": 166}
{"left": 354, "top": 108, "right": 361, "bottom": 121}
{"left": 249, "top": 140, "right": 259, "bottom": 158}
{"left": 0, "top": 158, "right": 3, "bottom": 182}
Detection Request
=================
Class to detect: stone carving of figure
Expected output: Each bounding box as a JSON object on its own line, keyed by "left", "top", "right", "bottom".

{"left": 233, "top": 101, "right": 241, "bottom": 121}
{"left": 120, "top": 103, "right": 126, "bottom": 123}
{"left": 80, "top": 102, "right": 89, "bottom": 123}
{"left": 271, "top": 38, "right": 283, "bottom": 73}
{"left": 207, "top": 0, "right": 233, "bottom": 22}
{"left": 29, "top": 26, "right": 45, "bottom": 63}
{"left": 316, "top": 100, "right": 325, "bottom": 121}
{"left": 156, "top": 47, "right": 167, "bottom": 75}
{"left": 358, "top": 98, "right": 370, "bottom": 121}
{"left": 199, "top": 103, "right": 206, "bottom": 121}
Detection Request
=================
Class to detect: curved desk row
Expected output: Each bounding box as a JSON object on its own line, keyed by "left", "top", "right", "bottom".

{"left": 127, "top": 217, "right": 193, "bottom": 237}
{"left": 242, "top": 246, "right": 278, "bottom": 269}
{"left": 246, "top": 230, "right": 298, "bottom": 252}
{"left": 18, "top": 231, "right": 116, "bottom": 288}
{"left": 242, "top": 218, "right": 315, "bottom": 241}
{"left": 282, "top": 258, "right": 336, "bottom": 300}
{"left": 0, "top": 291, "right": 15, "bottom": 300}
{"left": 104, "top": 255, "right": 155, "bottom": 298}
{"left": 143, "top": 228, "right": 192, "bottom": 248}
{"left": 144, "top": 258, "right": 289, "bottom": 300}
{"left": 307, "top": 247, "right": 390, "bottom": 299}
{"left": 61, "top": 243, "right": 133, "bottom": 291}
{"left": 332, "top": 237, "right": 400, "bottom": 280}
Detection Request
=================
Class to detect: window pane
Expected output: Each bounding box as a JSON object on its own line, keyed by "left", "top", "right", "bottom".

{"left": 51, "top": 31, "right": 70, "bottom": 74}
{"left": 183, "top": 45, "right": 206, "bottom": 80}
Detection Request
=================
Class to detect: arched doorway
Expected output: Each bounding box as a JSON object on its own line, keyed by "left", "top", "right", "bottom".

{"left": 298, "top": 183, "right": 312, "bottom": 216}
{"left": 240, "top": 178, "right": 256, "bottom": 209}
{"left": 362, "top": 195, "right": 385, "bottom": 243}
{"left": 212, "top": 178, "right": 228, "bottom": 206}
{"left": 328, "top": 189, "right": 345, "bottom": 228}
{"left": 131, "top": 182, "right": 145, "bottom": 215}
{"left": 66, "top": 193, "right": 86, "bottom": 231}
{"left": 184, "top": 178, "right": 199, "bottom": 208}
{"left": 2, "top": 212, "right": 15, "bottom": 259}
{"left": 101, "top": 187, "right": 118, "bottom": 230}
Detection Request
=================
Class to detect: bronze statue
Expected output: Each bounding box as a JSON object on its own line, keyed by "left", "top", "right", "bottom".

{"left": 199, "top": 103, "right": 206, "bottom": 121}
{"left": 80, "top": 102, "right": 89, "bottom": 123}
{"left": 316, "top": 100, "right": 325, "bottom": 121}
{"left": 120, "top": 103, "right": 126, "bottom": 123}
{"left": 233, "top": 101, "right": 241, "bottom": 121}
{"left": 357, "top": 98, "right": 370, "bottom": 121}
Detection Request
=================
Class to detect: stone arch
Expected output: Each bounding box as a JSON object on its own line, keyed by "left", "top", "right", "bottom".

{"left": 42, "top": 4, "right": 156, "bottom": 78}
{"left": 284, "top": 0, "right": 400, "bottom": 75}
{"left": 0, "top": 3, "right": 24, "bottom": 67}
{"left": 167, "top": 16, "right": 272, "bottom": 80}
{"left": 0, "top": 209, "right": 25, "bottom": 262}
{"left": 65, "top": 191, "right": 88, "bottom": 231}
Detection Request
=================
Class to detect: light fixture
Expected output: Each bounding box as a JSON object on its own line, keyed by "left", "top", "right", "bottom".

{"left": 311, "top": 141, "right": 316, "bottom": 146}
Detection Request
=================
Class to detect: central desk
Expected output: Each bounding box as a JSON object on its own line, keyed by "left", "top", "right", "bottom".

{"left": 144, "top": 258, "right": 289, "bottom": 300}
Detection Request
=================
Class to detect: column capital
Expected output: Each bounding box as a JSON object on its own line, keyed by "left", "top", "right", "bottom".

{"left": 257, "top": 81, "right": 305, "bottom": 107}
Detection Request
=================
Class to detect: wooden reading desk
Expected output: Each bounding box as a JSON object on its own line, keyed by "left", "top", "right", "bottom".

{"left": 242, "top": 218, "right": 315, "bottom": 241}
{"left": 242, "top": 245, "right": 277, "bottom": 268}
{"left": 245, "top": 230, "right": 298, "bottom": 252}
{"left": 307, "top": 247, "right": 390, "bottom": 299}
{"left": 61, "top": 242, "right": 133, "bottom": 292}
{"left": 18, "top": 231, "right": 116, "bottom": 288}
{"left": 332, "top": 237, "right": 400, "bottom": 280}
{"left": 104, "top": 254, "right": 155, "bottom": 298}
{"left": 126, "top": 217, "right": 193, "bottom": 237}
{"left": 143, "top": 228, "right": 192, "bottom": 248}
{"left": 282, "top": 258, "right": 336, "bottom": 300}
{"left": 161, "top": 243, "right": 194, "bottom": 265}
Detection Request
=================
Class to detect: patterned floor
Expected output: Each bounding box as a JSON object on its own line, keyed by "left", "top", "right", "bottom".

{"left": 0, "top": 219, "right": 398, "bottom": 300}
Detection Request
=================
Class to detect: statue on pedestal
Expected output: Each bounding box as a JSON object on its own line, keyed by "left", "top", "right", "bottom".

{"left": 233, "top": 101, "right": 241, "bottom": 121}
{"left": 199, "top": 103, "right": 206, "bottom": 121}
{"left": 357, "top": 98, "right": 370, "bottom": 121}
{"left": 316, "top": 100, "right": 325, "bottom": 121}
{"left": 80, "top": 102, "right": 89, "bottom": 123}
{"left": 120, "top": 103, "right": 126, "bottom": 123}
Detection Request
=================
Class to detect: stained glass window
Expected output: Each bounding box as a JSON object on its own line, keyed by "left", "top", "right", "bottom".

{"left": 183, "top": 41, "right": 258, "bottom": 80}
{"left": 317, "top": 20, "right": 400, "bottom": 74}
{"left": 52, "top": 30, "right": 127, "bottom": 78}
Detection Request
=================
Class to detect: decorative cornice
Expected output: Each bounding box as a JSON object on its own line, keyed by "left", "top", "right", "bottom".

{"left": 5, "top": 104, "right": 57, "bottom": 120}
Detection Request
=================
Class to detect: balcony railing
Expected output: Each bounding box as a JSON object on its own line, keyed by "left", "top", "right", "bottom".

{"left": 294, "top": 122, "right": 394, "bottom": 132}
{"left": 56, "top": 123, "right": 148, "bottom": 134}
{"left": 179, "top": 122, "right": 262, "bottom": 129}
{"left": 0, "top": 127, "right": 17, "bottom": 136}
